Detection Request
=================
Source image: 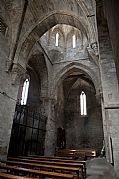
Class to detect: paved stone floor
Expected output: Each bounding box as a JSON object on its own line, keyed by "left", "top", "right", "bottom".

{"left": 86, "top": 158, "right": 118, "bottom": 179}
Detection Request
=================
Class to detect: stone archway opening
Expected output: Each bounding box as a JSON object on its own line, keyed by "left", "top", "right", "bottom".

{"left": 8, "top": 50, "right": 49, "bottom": 156}
{"left": 55, "top": 68, "right": 104, "bottom": 156}
{"left": 8, "top": 0, "right": 99, "bottom": 157}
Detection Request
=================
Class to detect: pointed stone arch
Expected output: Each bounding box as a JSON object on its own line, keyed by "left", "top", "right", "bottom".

{"left": 11, "top": 10, "right": 96, "bottom": 71}
{"left": 28, "top": 51, "right": 48, "bottom": 99}
{"left": 53, "top": 62, "right": 101, "bottom": 99}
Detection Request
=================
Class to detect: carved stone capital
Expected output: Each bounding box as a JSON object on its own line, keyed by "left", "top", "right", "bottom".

{"left": 91, "top": 42, "right": 99, "bottom": 56}
{"left": 87, "top": 44, "right": 99, "bottom": 65}
{"left": 11, "top": 63, "right": 26, "bottom": 85}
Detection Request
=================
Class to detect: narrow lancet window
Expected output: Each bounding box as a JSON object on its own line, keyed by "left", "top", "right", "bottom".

{"left": 73, "top": 34, "right": 76, "bottom": 48}
{"left": 80, "top": 91, "right": 87, "bottom": 115}
{"left": 55, "top": 32, "right": 59, "bottom": 46}
{"left": 21, "top": 78, "right": 30, "bottom": 105}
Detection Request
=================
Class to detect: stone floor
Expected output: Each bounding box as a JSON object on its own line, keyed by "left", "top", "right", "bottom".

{"left": 86, "top": 158, "right": 118, "bottom": 179}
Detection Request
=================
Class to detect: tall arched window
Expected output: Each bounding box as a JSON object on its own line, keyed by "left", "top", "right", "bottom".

{"left": 80, "top": 91, "right": 87, "bottom": 115}
{"left": 21, "top": 78, "right": 30, "bottom": 105}
{"left": 72, "top": 34, "right": 76, "bottom": 48}
{"left": 55, "top": 32, "right": 59, "bottom": 46}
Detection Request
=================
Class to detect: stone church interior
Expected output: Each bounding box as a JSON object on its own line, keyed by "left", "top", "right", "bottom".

{"left": 0, "top": 0, "right": 119, "bottom": 178}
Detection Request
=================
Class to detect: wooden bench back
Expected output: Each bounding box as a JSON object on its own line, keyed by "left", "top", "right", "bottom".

{"left": 16, "top": 155, "right": 86, "bottom": 178}
{"left": 9, "top": 157, "right": 85, "bottom": 178}
{"left": 18, "top": 155, "right": 86, "bottom": 164}
{"left": 55, "top": 148, "right": 96, "bottom": 159}
{"left": 0, "top": 159, "right": 82, "bottom": 179}
{"left": 0, "top": 172, "right": 33, "bottom": 179}
{"left": 0, "top": 164, "right": 77, "bottom": 179}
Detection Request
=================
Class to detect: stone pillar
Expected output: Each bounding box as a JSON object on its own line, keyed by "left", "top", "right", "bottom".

{"left": 104, "top": 0, "right": 119, "bottom": 85}
{"left": 44, "top": 98, "right": 57, "bottom": 155}
{"left": 0, "top": 61, "right": 26, "bottom": 159}
{"left": 96, "top": 0, "right": 119, "bottom": 174}
{"left": 7, "top": 0, "right": 28, "bottom": 71}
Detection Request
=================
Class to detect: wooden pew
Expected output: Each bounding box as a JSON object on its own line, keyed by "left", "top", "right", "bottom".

{"left": 14, "top": 156, "right": 86, "bottom": 178}
{"left": 0, "top": 165, "right": 77, "bottom": 179}
{"left": 8, "top": 157, "right": 84, "bottom": 169}
{"left": 17, "top": 156, "right": 86, "bottom": 170}
{"left": 55, "top": 149, "right": 96, "bottom": 159}
{"left": 0, "top": 160, "right": 81, "bottom": 179}
{"left": 28, "top": 155, "right": 76, "bottom": 160}
{"left": 8, "top": 157, "right": 84, "bottom": 178}
{"left": 18, "top": 155, "right": 86, "bottom": 165}
{"left": 0, "top": 172, "right": 33, "bottom": 179}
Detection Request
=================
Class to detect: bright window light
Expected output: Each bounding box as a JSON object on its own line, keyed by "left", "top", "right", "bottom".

{"left": 55, "top": 32, "right": 59, "bottom": 46}
{"left": 73, "top": 34, "right": 76, "bottom": 48}
{"left": 21, "top": 78, "right": 30, "bottom": 105}
{"left": 80, "top": 91, "right": 87, "bottom": 115}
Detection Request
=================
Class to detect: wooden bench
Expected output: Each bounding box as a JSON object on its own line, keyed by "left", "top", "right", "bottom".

{"left": 0, "top": 165, "right": 77, "bottom": 179}
{"left": 16, "top": 156, "right": 86, "bottom": 169}
{"left": 8, "top": 157, "right": 84, "bottom": 177}
{"left": 0, "top": 172, "right": 33, "bottom": 179}
{"left": 8, "top": 157, "right": 84, "bottom": 168}
{"left": 28, "top": 155, "right": 72, "bottom": 160}
{"left": 0, "top": 160, "right": 81, "bottom": 179}
{"left": 14, "top": 156, "right": 86, "bottom": 178}
{"left": 18, "top": 155, "right": 86, "bottom": 165}
{"left": 55, "top": 149, "right": 96, "bottom": 159}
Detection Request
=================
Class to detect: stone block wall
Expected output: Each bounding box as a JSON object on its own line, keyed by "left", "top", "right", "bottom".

{"left": 64, "top": 79, "right": 103, "bottom": 153}
{"left": 0, "top": 33, "right": 20, "bottom": 159}
{"left": 96, "top": 0, "right": 119, "bottom": 174}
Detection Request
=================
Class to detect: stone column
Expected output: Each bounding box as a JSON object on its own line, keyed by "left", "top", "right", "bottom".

{"left": 104, "top": 0, "right": 119, "bottom": 85}
{"left": 6, "top": 0, "right": 28, "bottom": 71}
{"left": 44, "top": 98, "right": 57, "bottom": 156}
{"left": 0, "top": 61, "right": 26, "bottom": 159}
{"left": 96, "top": 0, "right": 119, "bottom": 174}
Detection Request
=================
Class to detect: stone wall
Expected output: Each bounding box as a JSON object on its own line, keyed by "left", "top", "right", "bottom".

{"left": 64, "top": 78, "right": 103, "bottom": 153}
{"left": 0, "top": 33, "right": 22, "bottom": 159}
{"left": 104, "top": 0, "right": 119, "bottom": 85}
{"left": 27, "top": 68, "right": 41, "bottom": 109}
{"left": 0, "top": 2, "right": 119, "bottom": 177}
{"left": 96, "top": 0, "right": 119, "bottom": 174}
{"left": 39, "top": 23, "right": 102, "bottom": 155}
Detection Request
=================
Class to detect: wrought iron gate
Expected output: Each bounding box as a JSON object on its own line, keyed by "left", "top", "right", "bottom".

{"left": 8, "top": 104, "right": 47, "bottom": 157}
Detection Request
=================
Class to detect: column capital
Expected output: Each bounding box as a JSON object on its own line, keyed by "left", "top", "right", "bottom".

{"left": 11, "top": 63, "right": 26, "bottom": 85}
{"left": 91, "top": 42, "right": 99, "bottom": 56}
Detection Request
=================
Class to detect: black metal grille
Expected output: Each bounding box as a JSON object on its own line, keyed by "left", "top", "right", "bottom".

{"left": 8, "top": 104, "right": 47, "bottom": 157}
